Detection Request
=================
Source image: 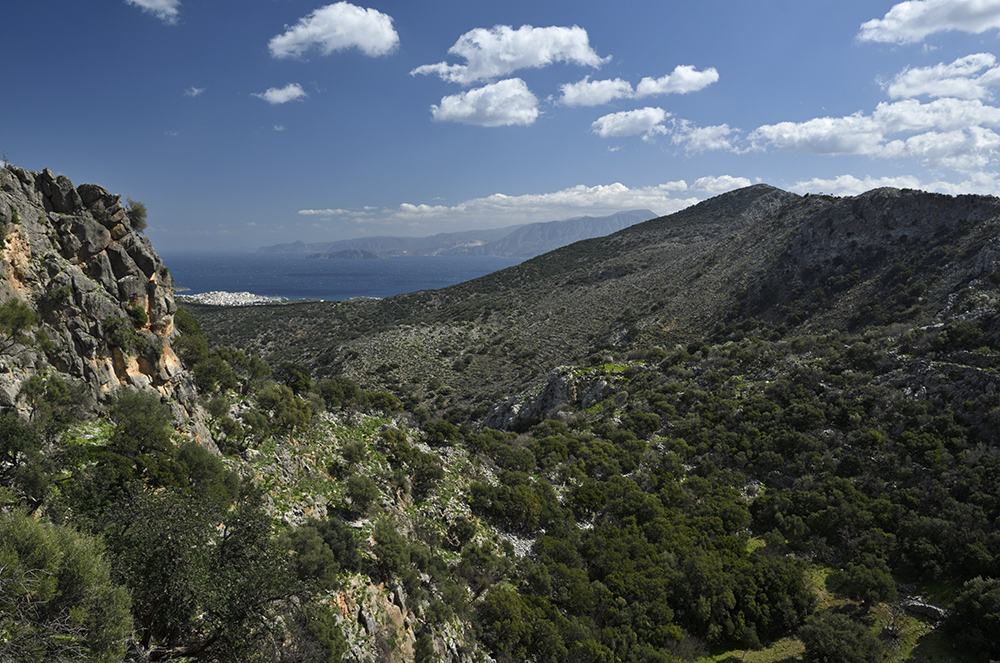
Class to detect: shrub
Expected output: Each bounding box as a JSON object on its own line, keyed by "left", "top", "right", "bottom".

{"left": 946, "top": 576, "right": 1000, "bottom": 657}
{"left": 799, "top": 612, "right": 882, "bottom": 663}
{"left": 126, "top": 197, "right": 147, "bottom": 232}
{"left": 0, "top": 510, "right": 133, "bottom": 661}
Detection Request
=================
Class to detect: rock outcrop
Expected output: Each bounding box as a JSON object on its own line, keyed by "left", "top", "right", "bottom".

{"left": 484, "top": 366, "right": 617, "bottom": 430}
{"left": 0, "top": 164, "right": 209, "bottom": 444}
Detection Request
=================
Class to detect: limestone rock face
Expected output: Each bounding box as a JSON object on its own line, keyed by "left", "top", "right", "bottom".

{"left": 0, "top": 164, "right": 212, "bottom": 447}
{"left": 484, "top": 366, "right": 616, "bottom": 430}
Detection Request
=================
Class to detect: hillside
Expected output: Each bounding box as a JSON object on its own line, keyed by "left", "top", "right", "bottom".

{"left": 5, "top": 166, "right": 1000, "bottom": 663}
{"left": 189, "top": 185, "right": 1000, "bottom": 413}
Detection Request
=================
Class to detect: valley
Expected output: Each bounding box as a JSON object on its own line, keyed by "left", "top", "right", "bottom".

{"left": 2, "top": 164, "right": 999, "bottom": 662}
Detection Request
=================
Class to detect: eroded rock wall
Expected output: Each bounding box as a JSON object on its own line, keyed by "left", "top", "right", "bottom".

{"left": 0, "top": 165, "right": 210, "bottom": 444}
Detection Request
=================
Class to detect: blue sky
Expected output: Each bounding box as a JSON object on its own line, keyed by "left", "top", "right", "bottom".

{"left": 5, "top": 0, "right": 1000, "bottom": 250}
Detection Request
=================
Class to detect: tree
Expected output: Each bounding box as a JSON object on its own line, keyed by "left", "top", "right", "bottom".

{"left": 103, "top": 485, "right": 293, "bottom": 661}
{"left": 345, "top": 474, "right": 379, "bottom": 515}
{"left": 278, "top": 526, "right": 340, "bottom": 589}
{"left": 946, "top": 576, "right": 1000, "bottom": 657}
{"left": 0, "top": 298, "right": 38, "bottom": 352}
{"left": 107, "top": 390, "right": 185, "bottom": 490}
{"left": 126, "top": 197, "right": 147, "bottom": 232}
{"left": 0, "top": 509, "right": 132, "bottom": 662}
{"left": 0, "top": 413, "right": 52, "bottom": 505}
{"left": 276, "top": 362, "right": 311, "bottom": 395}
{"left": 827, "top": 557, "right": 896, "bottom": 608}
{"left": 19, "top": 374, "right": 91, "bottom": 441}
{"left": 799, "top": 612, "right": 882, "bottom": 663}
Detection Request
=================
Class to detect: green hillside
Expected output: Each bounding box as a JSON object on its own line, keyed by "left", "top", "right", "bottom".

{"left": 4, "top": 175, "right": 1000, "bottom": 662}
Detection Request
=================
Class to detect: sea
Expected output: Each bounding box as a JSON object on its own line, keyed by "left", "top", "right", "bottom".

{"left": 157, "top": 251, "right": 524, "bottom": 301}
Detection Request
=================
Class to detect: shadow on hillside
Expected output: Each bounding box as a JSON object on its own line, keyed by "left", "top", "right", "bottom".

{"left": 907, "top": 629, "right": 986, "bottom": 662}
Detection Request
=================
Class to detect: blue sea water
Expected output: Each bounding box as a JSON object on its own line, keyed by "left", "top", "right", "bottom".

{"left": 158, "top": 251, "right": 523, "bottom": 301}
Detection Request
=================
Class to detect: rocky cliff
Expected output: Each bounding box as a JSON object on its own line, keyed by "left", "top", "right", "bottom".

{"left": 0, "top": 164, "right": 209, "bottom": 442}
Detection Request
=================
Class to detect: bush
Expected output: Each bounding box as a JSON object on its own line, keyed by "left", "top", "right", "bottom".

{"left": 0, "top": 298, "right": 38, "bottom": 351}
{"left": 946, "top": 576, "right": 1000, "bottom": 657}
{"left": 0, "top": 510, "right": 133, "bottom": 661}
{"left": 345, "top": 474, "right": 379, "bottom": 515}
{"left": 126, "top": 197, "right": 147, "bottom": 232}
{"left": 799, "top": 612, "right": 882, "bottom": 663}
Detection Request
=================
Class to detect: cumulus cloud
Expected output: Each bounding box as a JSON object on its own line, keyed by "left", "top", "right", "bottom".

{"left": 412, "top": 24, "right": 607, "bottom": 85}
{"left": 559, "top": 77, "right": 634, "bottom": 106}
{"left": 558, "top": 65, "right": 718, "bottom": 106}
{"left": 592, "top": 107, "right": 669, "bottom": 140}
{"left": 748, "top": 95, "right": 1000, "bottom": 171}
{"left": 749, "top": 113, "right": 884, "bottom": 155}
{"left": 791, "top": 172, "right": 1000, "bottom": 197}
{"left": 184, "top": 86, "right": 205, "bottom": 97}
{"left": 126, "top": 0, "right": 180, "bottom": 24}
{"left": 690, "top": 175, "right": 753, "bottom": 195}
{"left": 858, "top": 0, "right": 1000, "bottom": 44}
{"left": 269, "top": 2, "right": 398, "bottom": 59}
{"left": 299, "top": 208, "right": 352, "bottom": 216}
{"left": 635, "top": 65, "right": 719, "bottom": 97}
{"left": 887, "top": 53, "right": 1000, "bottom": 100}
{"left": 253, "top": 83, "right": 308, "bottom": 105}
{"left": 792, "top": 174, "right": 925, "bottom": 196}
{"left": 389, "top": 181, "right": 696, "bottom": 227}
{"left": 671, "top": 120, "right": 739, "bottom": 153}
{"left": 430, "top": 78, "right": 539, "bottom": 127}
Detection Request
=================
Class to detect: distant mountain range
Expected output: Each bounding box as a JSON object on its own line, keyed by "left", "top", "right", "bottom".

{"left": 257, "top": 210, "right": 656, "bottom": 259}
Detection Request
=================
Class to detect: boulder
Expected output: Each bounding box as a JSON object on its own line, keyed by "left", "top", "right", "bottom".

{"left": 117, "top": 274, "right": 146, "bottom": 305}
{"left": 84, "top": 190, "right": 128, "bottom": 228}
{"left": 57, "top": 215, "right": 111, "bottom": 261}
{"left": 106, "top": 242, "right": 139, "bottom": 280}
{"left": 121, "top": 234, "right": 159, "bottom": 277}
{"left": 39, "top": 169, "right": 83, "bottom": 214}
{"left": 76, "top": 183, "right": 109, "bottom": 206}
{"left": 903, "top": 597, "right": 947, "bottom": 620}
{"left": 86, "top": 251, "right": 118, "bottom": 294}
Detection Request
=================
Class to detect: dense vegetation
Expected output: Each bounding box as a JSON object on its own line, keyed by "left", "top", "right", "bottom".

{"left": 5, "top": 306, "right": 1000, "bottom": 661}
{"left": 5, "top": 184, "right": 1000, "bottom": 661}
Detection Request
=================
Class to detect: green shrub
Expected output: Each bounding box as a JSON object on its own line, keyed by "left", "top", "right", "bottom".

{"left": 126, "top": 197, "right": 147, "bottom": 232}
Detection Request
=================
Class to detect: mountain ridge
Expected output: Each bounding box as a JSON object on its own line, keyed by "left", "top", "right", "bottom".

{"left": 258, "top": 209, "right": 656, "bottom": 258}
{"left": 188, "top": 183, "right": 1000, "bottom": 414}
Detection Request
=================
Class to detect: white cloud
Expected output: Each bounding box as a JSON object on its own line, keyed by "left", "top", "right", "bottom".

{"left": 253, "top": 83, "right": 308, "bottom": 105}
{"left": 792, "top": 172, "right": 1000, "bottom": 196}
{"left": 274, "top": 125, "right": 287, "bottom": 132}
{"left": 126, "top": 0, "right": 180, "bottom": 24}
{"left": 269, "top": 2, "right": 398, "bottom": 59}
{"left": 411, "top": 25, "right": 607, "bottom": 85}
{"left": 299, "top": 208, "right": 353, "bottom": 217}
{"left": 858, "top": 0, "right": 1000, "bottom": 44}
{"left": 430, "top": 78, "right": 539, "bottom": 127}
{"left": 671, "top": 120, "right": 739, "bottom": 153}
{"left": 749, "top": 113, "right": 884, "bottom": 155}
{"left": 388, "top": 181, "right": 697, "bottom": 228}
{"left": 592, "top": 107, "right": 669, "bottom": 140}
{"left": 748, "top": 96, "right": 1000, "bottom": 169}
{"left": 887, "top": 53, "right": 1000, "bottom": 100}
{"left": 558, "top": 65, "right": 718, "bottom": 106}
{"left": 184, "top": 86, "right": 205, "bottom": 97}
{"left": 792, "top": 174, "right": 925, "bottom": 195}
{"left": 872, "top": 97, "right": 1000, "bottom": 133}
{"left": 690, "top": 175, "right": 752, "bottom": 195}
{"left": 559, "top": 77, "right": 633, "bottom": 106}
{"left": 635, "top": 65, "right": 719, "bottom": 97}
